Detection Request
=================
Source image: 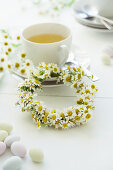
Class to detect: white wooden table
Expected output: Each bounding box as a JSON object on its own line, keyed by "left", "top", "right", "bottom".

{"left": 0, "top": 0, "right": 113, "bottom": 169}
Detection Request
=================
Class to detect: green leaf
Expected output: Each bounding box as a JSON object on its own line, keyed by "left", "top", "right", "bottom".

{"left": 12, "top": 43, "right": 22, "bottom": 47}
{"left": 64, "top": 0, "right": 75, "bottom": 7}
{"left": 1, "top": 29, "right": 7, "bottom": 33}
{"left": 54, "top": 6, "right": 59, "bottom": 11}
{"left": 39, "top": 70, "right": 45, "bottom": 75}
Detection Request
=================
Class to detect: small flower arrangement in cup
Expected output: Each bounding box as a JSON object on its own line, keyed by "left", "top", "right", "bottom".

{"left": 16, "top": 63, "right": 98, "bottom": 129}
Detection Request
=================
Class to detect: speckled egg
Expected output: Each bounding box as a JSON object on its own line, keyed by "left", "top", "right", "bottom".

{"left": 0, "top": 123, "right": 13, "bottom": 134}
{"left": 0, "top": 142, "right": 6, "bottom": 155}
{"left": 4, "top": 135, "right": 20, "bottom": 147}
{"left": 11, "top": 142, "right": 27, "bottom": 158}
{"left": 0, "top": 130, "right": 8, "bottom": 142}
{"left": 2, "top": 156, "right": 22, "bottom": 170}
{"left": 29, "top": 147, "right": 44, "bottom": 163}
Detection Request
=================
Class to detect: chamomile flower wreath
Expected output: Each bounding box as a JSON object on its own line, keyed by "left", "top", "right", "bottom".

{"left": 16, "top": 63, "right": 98, "bottom": 129}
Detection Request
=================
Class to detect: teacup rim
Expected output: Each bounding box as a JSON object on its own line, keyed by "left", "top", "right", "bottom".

{"left": 22, "top": 22, "right": 72, "bottom": 45}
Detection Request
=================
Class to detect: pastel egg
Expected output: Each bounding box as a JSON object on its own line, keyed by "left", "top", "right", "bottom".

{"left": 0, "top": 130, "right": 8, "bottom": 142}
{"left": 102, "top": 55, "right": 111, "bottom": 65}
{"left": 0, "top": 142, "right": 6, "bottom": 155}
{"left": 29, "top": 147, "right": 44, "bottom": 163}
{"left": 11, "top": 142, "right": 27, "bottom": 158}
{"left": 2, "top": 156, "right": 22, "bottom": 170}
{"left": 4, "top": 135, "right": 20, "bottom": 147}
{"left": 0, "top": 123, "right": 13, "bottom": 134}
{"left": 103, "top": 46, "right": 113, "bottom": 56}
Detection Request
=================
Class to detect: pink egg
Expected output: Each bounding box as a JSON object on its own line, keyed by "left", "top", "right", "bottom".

{"left": 0, "top": 142, "right": 6, "bottom": 155}
{"left": 11, "top": 142, "right": 27, "bottom": 158}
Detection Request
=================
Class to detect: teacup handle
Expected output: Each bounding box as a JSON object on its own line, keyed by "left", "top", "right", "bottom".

{"left": 58, "top": 45, "right": 69, "bottom": 66}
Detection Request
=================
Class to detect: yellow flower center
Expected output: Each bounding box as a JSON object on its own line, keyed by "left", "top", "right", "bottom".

{"left": 0, "top": 67, "right": 4, "bottom": 71}
{"left": 60, "top": 112, "right": 65, "bottom": 119}
{"left": 43, "top": 116, "right": 47, "bottom": 123}
{"left": 8, "top": 64, "right": 11, "bottom": 69}
{"left": 37, "top": 122, "right": 40, "bottom": 127}
{"left": 86, "top": 105, "right": 91, "bottom": 109}
{"left": 26, "top": 62, "right": 30, "bottom": 66}
{"left": 78, "top": 74, "right": 81, "bottom": 79}
{"left": 75, "top": 116, "right": 80, "bottom": 121}
{"left": 45, "top": 66, "right": 49, "bottom": 70}
{"left": 17, "top": 36, "right": 20, "bottom": 40}
{"left": 73, "top": 67, "right": 76, "bottom": 71}
{"left": 55, "top": 119, "right": 59, "bottom": 124}
{"left": 77, "top": 67, "right": 81, "bottom": 72}
{"left": 5, "top": 52, "right": 9, "bottom": 55}
{"left": 1, "top": 58, "right": 4, "bottom": 62}
{"left": 45, "top": 112, "right": 49, "bottom": 117}
{"left": 54, "top": 68, "right": 57, "bottom": 72}
{"left": 35, "top": 117, "right": 37, "bottom": 122}
{"left": 32, "top": 113, "right": 35, "bottom": 118}
{"left": 63, "top": 123, "right": 68, "bottom": 127}
{"left": 38, "top": 106, "right": 43, "bottom": 111}
{"left": 84, "top": 102, "right": 88, "bottom": 105}
{"left": 39, "top": 64, "right": 43, "bottom": 68}
{"left": 20, "top": 69, "right": 25, "bottom": 74}
{"left": 21, "top": 53, "right": 26, "bottom": 58}
{"left": 52, "top": 110, "right": 56, "bottom": 114}
{"left": 67, "top": 110, "right": 72, "bottom": 116}
{"left": 34, "top": 80, "right": 39, "bottom": 84}
{"left": 82, "top": 70, "right": 84, "bottom": 75}
{"left": 77, "top": 98, "right": 83, "bottom": 105}
{"left": 75, "top": 109, "right": 79, "bottom": 115}
{"left": 67, "top": 66, "right": 70, "bottom": 70}
{"left": 85, "top": 89, "right": 90, "bottom": 94}
{"left": 66, "top": 76, "right": 71, "bottom": 82}
{"left": 84, "top": 110, "right": 88, "bottom": 113}
{"left": 4, "top": 42, "right": 8, "bottom": 46}
{"left": 86, "top": 114, "right": 91, "bottom": 119}
{"left": 73, "top": 82, "right": 77, "bottom": 88}
{"left": 91, "top": 84, "right": 95, "bottom": 89}
{"left": 4, "top": 35, "right": 8, "bottom": 39}
{"left": 8, "top": 48, "right": 12, "bottom": 52}
{"left": 28, "top": 101, "right": 33, "bottom": 104}
{"left": 52, "top": 114, "right": 56, "bottom": 120}
{"left": 15, "top": 63, "right": 20, "bottom": 68}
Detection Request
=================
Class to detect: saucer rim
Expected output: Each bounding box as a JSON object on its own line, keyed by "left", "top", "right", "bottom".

{"left": 73, "top": 0, "right": 113, "bottom": 31}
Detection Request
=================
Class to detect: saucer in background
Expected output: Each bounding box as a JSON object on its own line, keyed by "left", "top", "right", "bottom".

{"left": 73, "top": 0, "right": 113, "bottom": 32}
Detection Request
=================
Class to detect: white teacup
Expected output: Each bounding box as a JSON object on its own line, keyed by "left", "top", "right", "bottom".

{"left": 91, "top": 0, "right": 113, "bottom": 18}
{"left": 22, "top": 23, "right": 72, "bottom": 66}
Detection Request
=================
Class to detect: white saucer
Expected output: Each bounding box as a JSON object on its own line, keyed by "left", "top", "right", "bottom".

{"left": 73, "top": 0, "right": 113, "bottom": 32}
{"left": 10, "top": 50, "right": 90, "bottom": 87}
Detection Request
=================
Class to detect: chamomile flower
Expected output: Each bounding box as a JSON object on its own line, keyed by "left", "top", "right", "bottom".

{"left": 63, "top": 74, "right": 71, "bottom": 85}
{"left": 25, "top": 60, "right": 31, "bottom": 67}
{"left": 20, "top": 68, "right": 26, "bottom": 74}
{"left": 16, "top": 63, "right": 97, "bottom": 129}
{"left": 21, "top": 53, "right": 26, "bottom": 58}
{"left": 53, "top": 66, "right": 59, "bottom": 73}
{"left": 15, "top": 62, "right": 20, "bottom": 68}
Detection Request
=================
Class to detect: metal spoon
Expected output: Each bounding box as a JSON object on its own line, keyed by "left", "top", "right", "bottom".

{"left": 61, "top": 52, "right": 99, "bottom": 82}
{"left": 76, "top": 5, "right": 113, "bottom": 26}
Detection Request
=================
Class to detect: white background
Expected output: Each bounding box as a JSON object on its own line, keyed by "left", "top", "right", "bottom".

{"left": 0, "top": 0, "right": 113, "bottom": 169}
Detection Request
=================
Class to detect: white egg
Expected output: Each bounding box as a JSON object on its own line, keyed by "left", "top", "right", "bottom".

{"left": 2, "top": 156, "right": 22, "bottom": 170}
{"left": 4, "top": 135, "right": 20, "bottom": 147}
{"left": 0, "top": 122, "right": 13, "bottom": 134}
{"left": 11, "top": 141, "right": 27, "bottom": 158}
{"left": 102, "top": 55, "right": 111, "bottom": 65}
{"left": 0, "top": 130, "right": 8, "bottom": 142}
{"left": 29, "top": 147, "right": 44, "bottom": 163}
{"left": 0, "top": 142, "right": 6, "bottom": 155}
{"left": 103, "top": 46, "right": 113, "bottom": 56}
